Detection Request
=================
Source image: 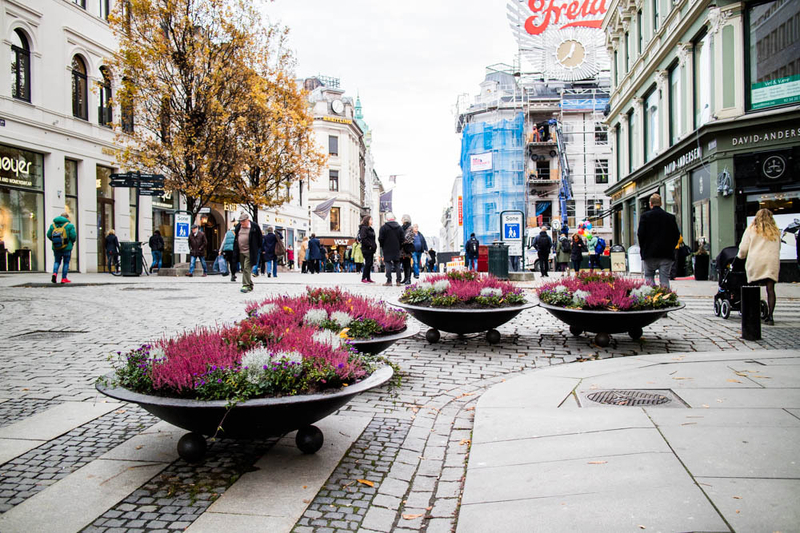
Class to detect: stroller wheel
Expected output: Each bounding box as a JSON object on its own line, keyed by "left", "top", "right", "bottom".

{"left": 713, "top": 299, "right": 721, "bottom": 317}
{"left": 760, "top": 300, "right": 769, "bottom": 320}
{"left": 720, "top": 299, "right": 731, "bottom": 319}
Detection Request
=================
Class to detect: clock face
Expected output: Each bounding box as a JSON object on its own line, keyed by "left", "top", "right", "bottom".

{"left": 556, "top": 40, "right": 586, "bottom": 68}
{"left": 332, "top": 100, "right": 344, "bottom": 114}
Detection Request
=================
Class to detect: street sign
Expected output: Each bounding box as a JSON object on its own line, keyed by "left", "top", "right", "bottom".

{"left": 504, "top": 223, "right": 521, "bottom": 240}
{"left": 110, "top": 179, "right": 137, "bottom": 188}
{"left": 506, "top": 241, "right": 523, "bottom": 256}
{"left": 111, "top": 172, "right": 165, "bottom": 182}
{"left": 500, "top": 211, "right": 524, "bottom": 257}
{"left": 137, "top": 189, "right": 165, "bottom": 196}
{"left": 174, "top": 213, "right": 191, "bottom": 254}
{"left": 198, "top": 207, "right": 211, "bottom": 214}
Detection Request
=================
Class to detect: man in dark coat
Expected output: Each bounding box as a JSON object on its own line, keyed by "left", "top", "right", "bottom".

{"left": 262, "top": 227, "right": 278, "bottom": 278}
{"left": 233, "top": 213, "right": 263, "bottom": 292}
{"left": 637, "top": 193, "right": 681, "bottom": 289}
{"left": 465, "top": 233, "right": 480, "bottom": 271}
{"left": 307, "top": 234, "right": 323, "bottom": 274}
{"left": 187, "top": 224, "right": 207, "bottom": 277}
{"left": 378, "top": 212, "right": 405, "bottom": 286}
{"left": 148, "top": 230, "right": 164, "bottom": 272}
{"left": 533, "top": 226, "right": 552, "bottom": 277}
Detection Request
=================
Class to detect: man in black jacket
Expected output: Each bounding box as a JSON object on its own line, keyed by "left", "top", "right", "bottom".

{"left": 148, "top": 230, "right": 164, "bottom": 272}
{"left": 533, "top": 226, "right": 552, "bottom": 277}
{"left": 378, "top": 212, "right": 405, "bottom": 286}
{"left": 233, "top": 213, "right": 263, "bottom": 293}
{"left": 637, "top": 193, "right": 680, "bottom": 289}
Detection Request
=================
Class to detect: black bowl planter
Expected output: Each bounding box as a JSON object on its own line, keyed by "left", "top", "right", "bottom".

{"left": 96, "top": 366, "right": 393, "bottom": 462}
{"left": 347, "top": 323, "right": 419, "bottom": 354}
{"left": 393, "top": 301, "right": 536, "bottom": 344}
{"left": 538, "top": 302, "right": 685, "bottom": 347}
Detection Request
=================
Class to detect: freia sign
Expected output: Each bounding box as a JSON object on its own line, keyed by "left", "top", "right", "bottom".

{"left": 522, "top": 0, "right": 608, "bottom": 35}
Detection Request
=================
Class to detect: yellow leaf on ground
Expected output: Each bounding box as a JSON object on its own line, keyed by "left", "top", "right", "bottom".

{"left": 403, "top": 513, "right": 424, "bottom": 520}
{"left": 733, "top": 496, "right": 742, "bottom": 499}
{"left": 672, "top": 377, "right": 693, "bottom": 380}
{"left": 356, "top": 479, "right": 374, "bottom": 487}
{"left": 459, "top": 439, "right": 471, "bottom": 446}
{"left": 727, "top": 379, "right": 742, "bottom": 383}
{"left": 587, "top": 461, "right": 607, "bottom": 465}
{"left": 465, "top": 406, "right": 475, "bottom": 411}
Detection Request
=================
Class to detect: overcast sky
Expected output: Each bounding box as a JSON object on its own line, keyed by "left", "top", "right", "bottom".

{"left": 264, "top": 0, "right": 518, "bottom": 241}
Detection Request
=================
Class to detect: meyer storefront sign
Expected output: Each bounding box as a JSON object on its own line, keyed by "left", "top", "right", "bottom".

{"left": 0, "top": 144, "right": 43, "bottom": 189}
{"left": 663, "top": 146, "right": 702, "bottom": 176}
{"left": 731, "top": 126, "right": 800, "bottom": 147}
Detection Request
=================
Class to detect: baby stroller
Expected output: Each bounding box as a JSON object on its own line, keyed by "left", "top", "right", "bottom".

{"left": 713, "top": 246, "right": 769, "bottom": 319}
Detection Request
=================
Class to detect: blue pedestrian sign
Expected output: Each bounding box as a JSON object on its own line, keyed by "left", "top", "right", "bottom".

{"left": 176, "top": 223, "right": 189, "bottom": 238}
{"left": 504, "top": 223, "right": 520, "bottom": 240}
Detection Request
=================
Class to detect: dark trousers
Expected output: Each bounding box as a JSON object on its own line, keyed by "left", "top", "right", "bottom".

{"left": 572, "top": 259, "right": 581, "bottom": 272}
{"left": 538, "top": 252, "right": 549, "bottom": 276}
{"left": 385, "top": 259, "right": 402, "bottom": 282}
{"left": 362, "top": 252, "right": 374, "bottom": 281}
{"left": 588, "top": 254, "right": 599, "bottom": 270}
{"left": 402, "top": 256, "right": 412, "bottom": 282}
{"left": 223, "top": 250, "right": 236, "bottom": 278}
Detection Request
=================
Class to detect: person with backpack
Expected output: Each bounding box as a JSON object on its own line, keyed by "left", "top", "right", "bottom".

{"left": 533, "top": 226, "right": 553, "bottom": 277}
{"left": 105, "top": 229, "right": 120, "bottom": 274}
{"left": 219, "top": 223, "right": 237, "bottom": 282}
{"left": 587, "top": 233, "right": 599, "bottom": 271}
{"left": 148, "top": 230, "right": 164, "bottom": 272}
{"left": 46, "top": 212, "right": 77, "bottom": 284}
{"left": 592, "top": 236, "right": 606, "bottom": 270}
{"left": 465, "top": 233, "right": 480, "bottom": 271}
{"left": 556, "top": 235, "right": 571, "bottom": 272}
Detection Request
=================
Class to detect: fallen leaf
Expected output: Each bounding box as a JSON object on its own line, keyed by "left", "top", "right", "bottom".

{"left": 426, "top": 507, "right": 432, "bottom": 511}
{"left": 733, "top": 496, "right": 742, "bottom": 499}
{"left": 302, "top": 499, "right": 310, "bottom": 503}
{"left": 680, "top": 422, "right": 697, "bottom": 426}
{"left": 587, "top": 461, "right": 607, "bottom": 465}
{"left": 458, "top": 392, "right": 475, "bottom": 398}
{"left": 21, "top": 388, "right": 28, "bottom": 391}
{"left": 303, "top": 485, "right": 308, "bottom": 489}
{"left": 727, "top": 379, "right": 742, "bottom": 383}
{"left": 356, "top": 479, "right": 374, "bottom": 487}
{"left": 735, "top": 510, "right": 740, "bottom": 514}
{"left": 465, "top": 406, "right": 475, "bottom": 411}
{"left": 135, "top": 445, "right": 144, "bottom": 450}
{"left": 702, "top": 404, "right": 710, "bottom": 408}
{"left": 638, "top": 526, "right": 646, "bottom": 529}
{"left": 403, "top": 513, "right": 424, "bottom": 520}
{"left": 673, "top": 377, "right": 693, "bottom": 380}
{"left": 459, "top": 439, "right": 471, "bottom": 446}
{"left": 751, "top": 375, "right": 770, "bottom": 378}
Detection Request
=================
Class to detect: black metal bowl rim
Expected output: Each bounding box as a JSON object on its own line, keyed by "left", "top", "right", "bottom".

{"left": 537, "top": 302, "right": 686, "bottom": 315}
{"left": 347, "top": 322, "right": 420, "bottom": 343}
{"left": 392, "top": 301, "right": 537, "bottom": 314}
{"left": 95, "top": 365, "right": 393, "bottom": 409}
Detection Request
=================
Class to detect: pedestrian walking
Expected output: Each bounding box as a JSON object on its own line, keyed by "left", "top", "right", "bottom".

{"left": 378, "top": 212, "right": 405, "bottom": 285}
{"left": 400, "top": 215, "right": 414, "bottom": 284}
{"left": 186, "top": 225, "right": 208, "bottom": 277}
{"left": 427, "top": 248, "right": 437, "bottom": 272}
{"left": 570, "top": 233, "right": 587, "bottom": 273}
{"left": 533, "top": 226, "right": 552, "bottom": 277}
{"left": 46, "top": 212, "right": 77, "bottom": 283}
{"left": 233, "top": 213, "right": 262, "bottom": 293}
{"left": 671, "top": 236, "right": 691, "bottom": 279}
{"left": 299, "top": 237, "right": 309, "bottom": 273}
{"left": 105, "top": 228, "right": 120, "bottom": 274}
{"left": 332, "top": 250, "right": 341, "bottom": 272}
{"left": 219, "top": 223, "right": 237, "bottom": 282}
{"left": 465, "top": 233, "right": 480, "bottom": 271}
{"left": 637, "top": 193, "right": 681, "bottom": 289}
{"left": 556, "top": 234, "right": 571, "bottom": 272}
{"left": 148, "top": 230, "right": 164, "bottom": 272}
{"left": 275, "top": 231, "right": 285, "bottom": 272}
{"left": 737, "top": 208, "right": 781, "bottom": 325}
{"left": 587, "top": 233, "right": 599, "bottom": 271}
{"left": 358, "top": 215, "right": 376, "bottom": 283}
{"left": 308, "top": 234, "right": 323, "bottom": 274}
{"left": 262, "top": 226, "right": 279, "bottom": 278}
{"left": 287, "top": 246, "right": 294, "bottom": 270}
{"left": 412, "top": 224, "right": 428, "bottom": 279}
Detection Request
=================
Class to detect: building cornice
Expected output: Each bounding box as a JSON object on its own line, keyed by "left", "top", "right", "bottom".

{"left": 5, "top": 0, "right": 43, "bottom": 20}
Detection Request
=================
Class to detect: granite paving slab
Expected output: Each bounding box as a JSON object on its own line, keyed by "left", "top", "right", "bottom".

{"left": 696, "top": 477, "right": 800, "bottom": 533}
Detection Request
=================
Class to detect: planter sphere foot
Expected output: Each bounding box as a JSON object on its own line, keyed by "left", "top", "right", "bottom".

{"left": 177, "top": 432, "right": 207, "bottom": 463}
{"left": 628, "top": 327, "right": 643, "bottom": 340}
{"left": 569, "top": 324, "right": 583, "bottom": 336}
{"left": 594, "top": 332, "right": 611, "bottom": 348}
{"left": 425, "top": 328, "right": 441, "bottom": 344}
{"left": 486, "top": 329, "right": 501, "bottom": 344}
{"left": 296, "top": 425, "right": 324, "bottom": 454}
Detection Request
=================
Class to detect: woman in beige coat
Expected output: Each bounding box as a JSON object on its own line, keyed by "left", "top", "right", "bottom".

{"left": 298, "top": 237, "right": 309, "bottom": 274}
{"left": 737, "top": 208, "right": 781, "bottom": 325}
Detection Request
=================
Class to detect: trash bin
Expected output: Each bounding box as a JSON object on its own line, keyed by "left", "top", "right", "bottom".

{"left": 120, "top": 241, "right": 143, "bottom": 277}
{"left": 627, "top": 245, "right": 642, "bottom": 274}
{"left": 488, "top": 242, "right": 509, "bottom": 279}
{"left": 694, "top": 254, "right": 710, "bottom": 281}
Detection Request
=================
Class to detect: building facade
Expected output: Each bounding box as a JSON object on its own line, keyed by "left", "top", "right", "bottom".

{"left": 0, "top": 0, "right": 157, "bottom": 274}
{"left": 439, "top": 175, "right": 463, "bottom": 253}
{"left": 603, "top": 0, "right": 800, "bottom": 279}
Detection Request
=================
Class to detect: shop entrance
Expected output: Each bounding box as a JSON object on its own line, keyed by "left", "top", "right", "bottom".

{"left": 200, "top": 209, "right": 222, "bottom": 262}
{"left": 96, "top": 166, "right": 115, "bottom": 271}
{"left": 690, "top": 166, "right": 711, "bottom": 253}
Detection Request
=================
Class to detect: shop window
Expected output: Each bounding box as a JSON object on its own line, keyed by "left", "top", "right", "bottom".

{"left": 65, "top": 159, "right": 79, "bottom": 272}
{"left": 11, "top": 29, "right": 31, "bottom": 102}
{"left": 664, "top": 176, "right": 682, "bottom": 230}
{"left": 644, "top": 87, "right": 659, "bottom": 162}
{"left": 71, "top": 56, "right": 88, "bottom": 120}
{"left": 595, "top": 159, "right": 609, "bottom": 184}
{"left": 747, "top": 0, "right": 800, "bottom": 110}
{"left": 329, "top": 135, "right": 338, "bottom": 156}
{"left": 99, "top": 67, "right": 113, "bottom": 127}
{"left": 668, "top": 63, "right": 681, "bottom": 145}
{"left": 329, "top": 170, "right": 339, "bottom": 191}
{"left": 693, "top": 32, "right": 714, "bottom": 129}
{"left": 587, "top": 199, "right": 604, "bottom": 227}
{"left": 0, "top": 145, "right": 44, "bottom": 272}
{"left": 330, "top": 207, "right": 340, "bottom": 232}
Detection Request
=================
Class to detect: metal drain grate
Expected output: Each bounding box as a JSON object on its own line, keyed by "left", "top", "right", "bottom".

{"left": 585, "top": 389, "right": 673, "bottom": 407}
{"left": 12, "top": 330, "right": 86, "bottom": 341}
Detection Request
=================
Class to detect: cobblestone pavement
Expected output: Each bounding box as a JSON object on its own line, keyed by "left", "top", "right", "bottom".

{"left": 1, "top": 275, "right": 800, "bottom": 532}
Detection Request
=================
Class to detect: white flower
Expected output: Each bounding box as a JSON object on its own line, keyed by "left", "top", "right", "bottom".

{"left": 480, "top": 287, "right": 503, "bottom": 298}
{"left": 273, "top": 350, "right": 304, "bottom": 365}
{"left": 241, "top": 346, "right": 273, "bottom": 370}
{"left": 631, "top": 285, "right": 654, "bottom": 300}
{"left": 433, "top": 280, "right": 450, "bottom": 293}
{"left": 313, "top": 330, "right": 343, "bottom": 348}
{"left": 303, "top": 308, "right": 329, "bottom": 326}
{"left": 554, "top": 285, "right": 568, "bottom": 293}
{"left": 417, "top": 282, "right": 433, "bottom": 291}
{"left": 257, "top": 303, "right": 278, "bottom": 315}
{"left": 572, "top": 289, "right": 590, "bottom": 306}
{"left": 331, "top": 311, "right": 353, "bottom": 328}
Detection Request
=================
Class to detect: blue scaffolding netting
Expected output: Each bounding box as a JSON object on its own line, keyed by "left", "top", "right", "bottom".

{"left": 459, "top": 112, "right": 525, "bottom": 248}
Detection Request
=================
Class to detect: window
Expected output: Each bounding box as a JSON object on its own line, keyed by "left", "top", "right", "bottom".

{"left": 627, "top": 109, "right": 636, "bottom": 172}
{"left": 693, "top": 32, "right": 713, "bottom": 128}
{"left": 614, "top": 124, "right": 621, "bottom": 180}
{"left": 121, "top": 78, "right": 134, "bottom": 133}
{"left": 587, "top": 199, "right": 604, "bottom": 227}
{"left": 594, "top": 123, "right": 608, "bottom": 144}
{"left": 330, "top": 207, "right": 340, "bottom": 232}
{"left": 668, "top": 64, "right": 681, "bottom": 145}
{"left": 329, "top": 170, "right": 339, "bottom": 191}
{"left": 747, "top": 0, "right": 800, "bottom": 110}
{"left": 613, "top": 50, "right": 618, "bottom": 85}
{"left": 595, "top": 159, "right": 609, "bottom": 184}
{"left": 566, "top": 200, "right": 576, "bottom": 229}
{"left": 11, "top": 30, "right": 30, "bottom": 102}
{"left": 99, "top": 67, "right": 113, "bottom": 127}
{"left": 328, "top": 135, "right": 338, "bottom": 155}
{"left": 65, "top": 160, "right": 79, "bottom": 272}
{"left": 644, "top": 88, "right": 659, "bottom": 162}
{"left": 99, "top": 0, "right": 110, "bottom": 20}
{"left": 71, "top": 56, "right": 88, "bottom": 120}
{"left": 73, "top": 0, "right": 86, "bottom": 8}
{"left": 652, "top": 0, "right": 660, "bottom": 32}
{"left": 637, "top": 10, "right": 644, "bottom": 54}
{"left": 485, "top": 173, "right": 494, "bottom": 188}
{"left": 625, "top": 32, "right": 630, "bottom": 72}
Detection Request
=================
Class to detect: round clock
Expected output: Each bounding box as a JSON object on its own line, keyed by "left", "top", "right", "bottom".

{"left": 556, "top": 39, "right": 586, "bottom": 69}
{"left": 332, "top": 99, "right": 344, "bottom": 115}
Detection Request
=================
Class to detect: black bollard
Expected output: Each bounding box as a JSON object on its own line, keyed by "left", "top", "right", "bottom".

{"left": 741, "top": 285, "right": 761, "bottom": 341}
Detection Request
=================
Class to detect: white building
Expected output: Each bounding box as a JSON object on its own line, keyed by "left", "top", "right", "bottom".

{"left": 0, "top": 0, "right": 156, "bottom": 273}
{"left": 439, "top": 175, "right": 463, "bottom": 253}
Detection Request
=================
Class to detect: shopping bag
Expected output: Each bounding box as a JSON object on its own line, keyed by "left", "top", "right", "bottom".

{"left": 214, "top": 255, "right": 228, "bottom": 275}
